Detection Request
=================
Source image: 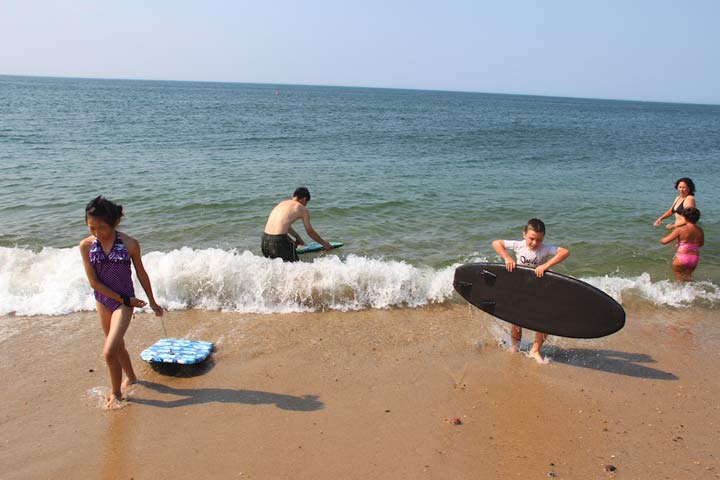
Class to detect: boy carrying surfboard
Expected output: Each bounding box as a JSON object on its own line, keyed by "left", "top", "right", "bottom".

{"left": 491, "top": 219, "right": 570, "bottom": 364}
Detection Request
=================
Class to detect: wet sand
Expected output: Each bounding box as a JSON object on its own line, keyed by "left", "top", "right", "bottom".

{"left": 1, "top": 303, "right": 719, "bottom": 479}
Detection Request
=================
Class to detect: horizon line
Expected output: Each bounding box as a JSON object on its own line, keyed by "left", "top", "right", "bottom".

{"left": 1, "top": 72, "right": 718, "bottom": 108}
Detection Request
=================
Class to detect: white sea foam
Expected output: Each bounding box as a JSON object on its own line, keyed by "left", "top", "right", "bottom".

{"left": 0, "top": 247, "right": 717, "bottom": 316}
{"left": 145, "top": 248, "right": 458, "bottom": 313}
{"left": 85, "top": 386, "right": 110, "bottom": 409}
{"left": 582, "top": 273, "right": 720, "bottom": 308}
{"left": 0, "top": 246, "right": 97, "bottom": 316}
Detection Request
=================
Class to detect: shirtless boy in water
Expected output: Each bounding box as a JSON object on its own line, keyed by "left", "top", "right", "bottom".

{"left": 262, "top": 187, "right": 332, "bottom": 262}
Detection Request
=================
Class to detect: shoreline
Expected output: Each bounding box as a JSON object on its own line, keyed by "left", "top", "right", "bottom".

{"left": 1, "top": 304, "right": 718, "bottom": 479}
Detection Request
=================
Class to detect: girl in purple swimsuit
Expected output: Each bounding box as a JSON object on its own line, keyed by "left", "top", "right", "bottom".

{"left": 660, "top": 207, "right": 704, "bottom": 282}
{"left": 79, "top": 196, "right": 164, "bottom": 409}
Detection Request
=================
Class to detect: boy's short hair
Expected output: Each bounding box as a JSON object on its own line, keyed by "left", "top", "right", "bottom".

{"left": 682, "top": 207, "right": 700, "bottom": 224}
{"left": 524, "top": 218, "right": 546, "bottom": 234}
{"left": 293, "top": 187, "right": 311, "bottom": 201}
{"left": 675, "top": 177, "right": 696, "bottom": 195}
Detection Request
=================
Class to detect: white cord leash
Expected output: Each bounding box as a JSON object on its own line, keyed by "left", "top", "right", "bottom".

{"left": 158, "top": 311, "right": 174, "bottom": 354}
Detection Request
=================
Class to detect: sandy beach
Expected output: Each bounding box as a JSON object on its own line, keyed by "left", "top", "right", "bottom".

{"left": 1, "top": 303, "right": 718, "bottom": 479}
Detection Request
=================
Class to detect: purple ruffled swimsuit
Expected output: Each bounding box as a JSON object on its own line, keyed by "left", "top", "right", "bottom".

{"left": 90, "top": 232, "right": 135, "bottom": 311}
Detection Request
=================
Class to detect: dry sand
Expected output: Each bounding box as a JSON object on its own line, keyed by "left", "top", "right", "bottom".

{"left": 1, "top": 303, "right": 718, "bottom": 479}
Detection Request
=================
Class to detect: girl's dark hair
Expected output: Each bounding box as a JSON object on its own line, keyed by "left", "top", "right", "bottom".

{"left": 85, "top": 196, "right": 123, "bottom": 226}
{"left": 524, "top": 218, "right": 546, "bottom": 234}
{"left": 675, "top": 177, "right": 696, "bottom": 195}
{"left": 294, "top": 187, "right": 311, "bottom": 201}
{"left": 682, "top": 207, "right": 700, "bottom": 224}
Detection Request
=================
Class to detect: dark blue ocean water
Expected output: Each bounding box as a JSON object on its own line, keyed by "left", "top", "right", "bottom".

{"left": 1, "top": 75, "right": 718, "bottom": 315}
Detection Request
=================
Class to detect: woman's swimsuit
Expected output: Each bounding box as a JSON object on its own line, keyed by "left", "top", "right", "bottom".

{"left": 89, "top": 232, "right": 135, "bottom": 311}
{"left": 672, "top": 197, "right": 687, "bottom": 215}
{"left": 675, "top": 241, "right": 700, "bottom": 269}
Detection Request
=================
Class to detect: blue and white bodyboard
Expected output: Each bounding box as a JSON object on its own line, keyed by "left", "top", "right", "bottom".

{"left": 140, "top": 338, "right": 214, "bottom": 365}
{"left": 296, "top": 241, "right": 344, "bottom": 254}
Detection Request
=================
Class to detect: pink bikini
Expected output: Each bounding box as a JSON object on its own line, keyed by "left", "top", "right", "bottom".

{"left": 675, "top": 241, "right": 700, "bottom": 268}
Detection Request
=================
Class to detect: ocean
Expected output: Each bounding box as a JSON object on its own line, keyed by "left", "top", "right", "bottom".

{"left": 1, "top": 74, "right": 719, "bottom": 317}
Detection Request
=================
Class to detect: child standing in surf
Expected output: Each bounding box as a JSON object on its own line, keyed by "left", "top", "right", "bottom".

{"left": 492, "top": 218, "right": 570, "bottom": 364}
{"left": 660, "top": 207, "right": 704, "bottom": 282}
{"left": 79, "top": 196, "right": 163, "bottom": 409}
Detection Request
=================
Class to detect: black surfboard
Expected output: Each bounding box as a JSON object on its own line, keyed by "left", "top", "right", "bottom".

{"left": 454, "top": 263, "right": 625, "bottom": 339}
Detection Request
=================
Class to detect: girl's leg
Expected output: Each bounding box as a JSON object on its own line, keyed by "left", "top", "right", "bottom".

{"left": 530, "top": 332, "right": 549, "bottom": 364}
{"left": 672, "top": 258, "right": 693, "bottom": 282}
{"left": 98, "top": 303, "right": 134, "bottom": 408}
{"left": 118, "top": 338, "right": 138, "bottom": 390}
{"left": 510, "top": 325, "right": 522, "bottom": 352}
{"left": 671, "top": 258, "right": 685, "bottom": 282}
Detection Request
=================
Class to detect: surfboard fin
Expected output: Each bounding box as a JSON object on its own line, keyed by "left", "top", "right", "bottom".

{"left": 454, "top": 281, "right": 473, "bottom": 296}
{"left": 479, "top": 269, "right": 497, "bottom": 285}
{"left": 477, "top": 300, "right": 496, "bottom": 314}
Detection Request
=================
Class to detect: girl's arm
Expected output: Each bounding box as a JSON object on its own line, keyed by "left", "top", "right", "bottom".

{"left": 492, "top": 240, "right": 516, "bottom": 271}
{"left": 79, "top": 237, "right": 135, "bottom": 306}
{"left": 535, "top": 247, "right": 570, "bottom": 277}
{"left": 124, "top": 234, "right": 164, "bottom": 317}
{"left": 660, "top": 229, "right": 680, "bottom": 245}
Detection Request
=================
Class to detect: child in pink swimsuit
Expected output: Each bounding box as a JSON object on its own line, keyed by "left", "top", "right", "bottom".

{"left": 660, "top": 207, "right": 704, "bottom": 282}
{"left": 79, "top": 196, "right": 164, "bottom": 409}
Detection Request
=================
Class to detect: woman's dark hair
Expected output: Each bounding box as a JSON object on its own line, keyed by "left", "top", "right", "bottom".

{"left": 293, "top": 187, "right": 311, "bottom": 201}
{"left": 675, "top": 177, "right": 696, "bottom": 195}
{"left": 682, "top": 207, "right": 700, "bottom": 224}
{"left": 523, "top": 218, "right": 546, "bottom": 234}
{"left": 85, "top": 196, "right": 124, "bottom": 226}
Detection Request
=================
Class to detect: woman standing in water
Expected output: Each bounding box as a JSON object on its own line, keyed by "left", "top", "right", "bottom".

{"left": 654, "top": 177, "right": 696, "bottom": 229}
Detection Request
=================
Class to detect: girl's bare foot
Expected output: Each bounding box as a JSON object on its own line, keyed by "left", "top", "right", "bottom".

{"left": 104, "top": 393, "right": 126, "bottom": 410}
{"left": 121, "top": 376, "right": 137, "bottom": 392}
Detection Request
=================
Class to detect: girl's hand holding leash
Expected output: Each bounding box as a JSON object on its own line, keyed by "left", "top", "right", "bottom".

{"left": 149, "top": 302, "right": 164, "bottom": 317}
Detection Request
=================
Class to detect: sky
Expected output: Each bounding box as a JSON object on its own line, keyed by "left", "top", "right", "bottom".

{"left": 1, "top": 0, "right": 719, "bottom": 104}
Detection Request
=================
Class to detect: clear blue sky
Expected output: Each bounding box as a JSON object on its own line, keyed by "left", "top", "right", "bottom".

{"left": 2, "top": 0, "right": 719, "bottom": 104}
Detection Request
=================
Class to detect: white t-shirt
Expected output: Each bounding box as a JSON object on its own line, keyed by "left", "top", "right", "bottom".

{"left": 503, "top": 240, "right": 558, "bottom": 268}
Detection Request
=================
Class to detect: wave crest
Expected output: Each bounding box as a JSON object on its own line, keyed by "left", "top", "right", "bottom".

{"left": 149, "top": 248, "right": 457, "bottom": 313}
{"left": 0, "top": 247, "right": 717, "bottom": 316}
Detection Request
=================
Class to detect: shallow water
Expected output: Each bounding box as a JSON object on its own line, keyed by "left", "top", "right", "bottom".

{"left": 1, "top": 75, "right": 719, "bottom": 317}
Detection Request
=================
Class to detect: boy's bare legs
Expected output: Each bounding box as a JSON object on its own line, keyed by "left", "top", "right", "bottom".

{"left": 510, "top": 325, "right": 522, "bottom": 352}
{"left": 530, "top": 332, "right": 549, "bottom": 364}
{"left": 510, "top": 325, "right": 549, "bottom": 364}
{"left": 98, "top": 304, "right": 136, "bottom": 409}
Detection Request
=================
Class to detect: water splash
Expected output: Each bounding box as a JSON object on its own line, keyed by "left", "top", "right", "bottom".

{"left": 1, "top": 246, "right": 717, "bottom": 316}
